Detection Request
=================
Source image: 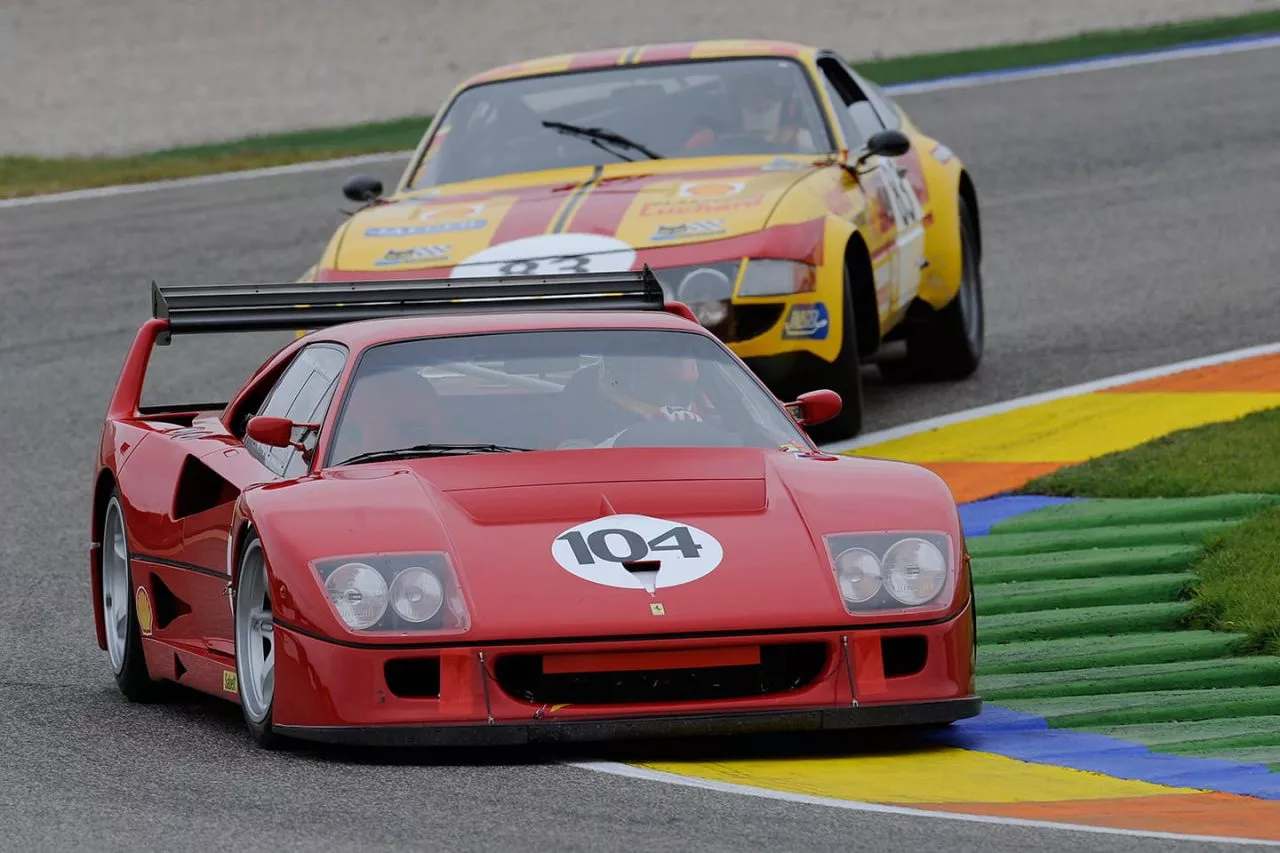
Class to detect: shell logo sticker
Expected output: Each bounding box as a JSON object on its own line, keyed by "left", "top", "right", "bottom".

{"left": 552, "top": 514, "right": 724, "bottom": 594}
{"left": 677, "top": 180, "right": 746, "bottom": 199}
{"left": 135, "top": 586, "right": 153, "bottom": 636}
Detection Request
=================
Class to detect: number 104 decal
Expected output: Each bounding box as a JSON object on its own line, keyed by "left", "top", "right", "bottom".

{"left": 551, "top": 514, "right": 723, "bottom": 593}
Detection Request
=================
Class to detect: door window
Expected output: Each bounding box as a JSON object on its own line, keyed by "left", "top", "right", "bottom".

{"left": 245, "top": 344, "right": 347, "bottom": 477}
{"left": 816, "top": 56, "right": 885, "bottom": 148}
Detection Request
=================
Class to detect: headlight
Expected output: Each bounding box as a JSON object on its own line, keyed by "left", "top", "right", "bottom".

{"left": 325, "top": 562, "right": 388, "bottom": 629}
{"left": 883, "top": 538, "right": 947, "bottom": 605}
{"left": 737, "top": 259, "right": 816, "bottom": 296}
{"left": 833, "top": 547, "right": 881, "bottom": 604}
{"left": 824, "top": 532, "right": 953, "bottom": 613}
{"left": 390, "top": 566, "right": 445, "bottom": 623}
{"left": 312, "top": 552, "right": 468, "bottom": 633}
{"left": 652, "top": 262, "right": 740, "bottom": 328}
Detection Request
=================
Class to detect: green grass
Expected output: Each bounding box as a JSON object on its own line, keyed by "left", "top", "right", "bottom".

{"left": 6, "top": 8, "right": 1280, "bottom": 199}
{"left": 1021, "top": 406, "right": 1280, "bottom": 655}
{"left": 1024, "top": 407, "right": 1280, "bottom": 498}
{"left": 1190, "top": 507, "right": 1280, "bottom": 655}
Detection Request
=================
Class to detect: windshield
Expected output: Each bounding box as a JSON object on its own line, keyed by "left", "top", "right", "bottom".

{"left": 326, "top": 329, "right": 809, "bottom": 464}
{"left": 408, "top": 58, "right": 832, "bottom": 188}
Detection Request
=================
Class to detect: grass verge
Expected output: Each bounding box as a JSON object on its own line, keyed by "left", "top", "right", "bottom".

{"left": 6, "top": 9, "right": 1280, "bottom": 200}
{"left": 1022, "top": 405, "right": 1280, "bottom": 655}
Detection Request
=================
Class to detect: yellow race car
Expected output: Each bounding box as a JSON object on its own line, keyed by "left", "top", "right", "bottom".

{"left": 308, "top": 40, "right": 984, "bottom": 439}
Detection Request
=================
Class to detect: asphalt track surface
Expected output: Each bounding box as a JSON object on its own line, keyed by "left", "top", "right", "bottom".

{"left": 2, "top": 48, "right": 1278, "bottom": 852}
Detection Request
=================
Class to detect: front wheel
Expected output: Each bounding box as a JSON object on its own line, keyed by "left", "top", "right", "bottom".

{"left": 802, "top": 273, "right": 865, "bottom": 443}
{"left": 879, "top": 196, "right": 984, "bottom": 382}
{"left": 234, "top": 534, "right": 282, "bottom": 749}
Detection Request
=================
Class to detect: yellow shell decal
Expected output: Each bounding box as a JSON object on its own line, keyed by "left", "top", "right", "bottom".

{"left": 135, "top": 586, "right": 154, "bottom": 636}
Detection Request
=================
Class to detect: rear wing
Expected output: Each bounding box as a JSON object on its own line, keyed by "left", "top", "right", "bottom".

{"left": 109, "top": 267, "right": 681, "bottom": 419}
{"left": 150, "top": 267, "right": 669, "bottom": 343}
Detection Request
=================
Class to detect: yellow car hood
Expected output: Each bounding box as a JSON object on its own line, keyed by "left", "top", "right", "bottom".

{"left": 331, "top": 159, "right": 819, "bottom": 274}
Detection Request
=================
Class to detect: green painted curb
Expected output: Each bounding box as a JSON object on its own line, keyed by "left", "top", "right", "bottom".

{"left": 979, "top": 657, "right": 1280, "bottom": 700}
{"left": 974, "top": 572, "right": 1194, "bottom": 616}
{"left": 1002, "top": 686, "right": 1280, "bottom": 727}
{"left": 1088, "top": 716, "right": 1280, "bottom": 748}
{"left": 990, "top": 495, "right": 1280, "bottom": 534}
{"left": 978, "top": 632, "right": 1246, "bottom": 675}
{"left": 969, "top": 519, "right": 1233, "bottom": 558}
{"left": 972, "top": 544, "right": 1202, "bottom": 584}
{"left": 978, "top": 601, "right": 1191, "bottom": 644}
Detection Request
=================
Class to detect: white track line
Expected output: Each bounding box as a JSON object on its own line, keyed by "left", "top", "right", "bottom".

{"left": 573, "top": 761, "right": 1280, "bottom": 846}
{"left": 823, "top": 341, "right": 1280, "bottom": 454}
{"left": 4, "top": 34, "right": 1277, "bottom": 210}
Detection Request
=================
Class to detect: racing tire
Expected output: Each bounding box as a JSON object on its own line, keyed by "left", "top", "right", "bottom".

{"left": 802, "top": 271, "right": 865, "bottom": 443}
{"left": 234, "top": 533, "right": 283, "bottom": 749}
{"left": 878, "top": 197, "right": 984, "bottom": 382}
{"left": 101, "top": 490, "right": 165, "bottom": 703}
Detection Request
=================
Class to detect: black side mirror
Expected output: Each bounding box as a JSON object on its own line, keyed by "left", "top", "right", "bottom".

{"left": 342, "top": 174, "right": 384, "bottom": 203}
{"left": 850, "top": 129, "right": 912, "bottom": 173}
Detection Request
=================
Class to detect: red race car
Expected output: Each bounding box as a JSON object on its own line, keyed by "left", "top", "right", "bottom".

{"left": 90, "top": 270, "right": 978, "bottom": 747}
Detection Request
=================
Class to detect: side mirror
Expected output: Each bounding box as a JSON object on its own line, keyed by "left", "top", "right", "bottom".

{"left": 851, "top": 129, "right": 912, "bottom": 172}
{"left": 784, "top": 389, "right": 842, "bottom": 427}
{"left": 342, "top": 174, "right": 384, "bottom": 203}
{"left": 246, "top": 416, "right": 296, "bottom": 448}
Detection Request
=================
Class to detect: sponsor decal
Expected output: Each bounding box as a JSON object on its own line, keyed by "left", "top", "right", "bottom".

{"left": 417, "top": 202, "right": 486, "bottom": 222}
{"left": 452, "top": 233, "right": 635, "bottom": 278}
{"left": 374, "top": 245, "right": 450, "bottom": 266}
{"left": 365, "top": 220, "right": 486, "bottom": 237}
{"left": 135, "top": 586, "right": 153, "bottom": 636}
{"left": 782, "top": 302, "right": 831, "bottom": 340}
{"left": 761, "top": 156, "right": 807, "bottom": 171}
{"left": 930, "top": 143, "right": 954, "bottom": 164}
{"left": 650, "top": 220, "right": 726, "bottom": 241}
{"left": 551, "top": 514, "right": 724, "bottom": 594}
{"left": 639, "top": 196, "right": 764, "bottom": 217}
{"left": 222, "top": 670, "right": 238, "bottom": 693}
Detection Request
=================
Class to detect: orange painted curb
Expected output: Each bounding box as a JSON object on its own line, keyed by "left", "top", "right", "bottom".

{"left": 1102, "top": 352, "right": 1280, "bottom": 393}
{"left": 915, "top": 461, "right": 1070, "bottom": 503}
{"left": 922, "top": 793, "right": 1280, "bottom": 841}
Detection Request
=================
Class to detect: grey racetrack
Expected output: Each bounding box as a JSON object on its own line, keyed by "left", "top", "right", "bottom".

{"left": 2, "top": 48, "right": 1279, "bottom": 852}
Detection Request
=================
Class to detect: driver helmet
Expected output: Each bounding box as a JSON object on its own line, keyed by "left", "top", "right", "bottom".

{"left": 730, "top": 62, "right": 796, "bottom": 136}
{"left": 597, "top": 354, "right": 701, "bottom": 418}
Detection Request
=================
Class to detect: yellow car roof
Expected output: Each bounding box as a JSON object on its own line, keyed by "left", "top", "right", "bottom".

{"left": 464, "top": 40, "right": 818, "bottom": 87}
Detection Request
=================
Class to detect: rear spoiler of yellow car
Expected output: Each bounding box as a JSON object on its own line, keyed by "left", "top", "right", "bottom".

{"left": 149, "top": 266, "right": 668, "bottom": 344}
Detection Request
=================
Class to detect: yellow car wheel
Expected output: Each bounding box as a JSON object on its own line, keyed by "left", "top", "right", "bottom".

{"left": 879, "top": 196, "right": 984, "bottom": 382}
{"left": 802, "top": 272, "right": 864, "bottom": 442}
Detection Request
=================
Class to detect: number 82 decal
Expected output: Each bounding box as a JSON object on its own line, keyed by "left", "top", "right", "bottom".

{"left": 551, "top": 514, "right": 724, "bottom": 591}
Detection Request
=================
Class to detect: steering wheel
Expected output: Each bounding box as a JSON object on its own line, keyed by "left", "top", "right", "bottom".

{"left": 705, "top": 133, "right": 794, "bottom": 155}
{"left": 608, "top": 418, "right": 743, "bottom": 448}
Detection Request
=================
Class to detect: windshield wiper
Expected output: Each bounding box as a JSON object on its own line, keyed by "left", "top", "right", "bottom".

{"left": 541, "top": 120, "right": 664, "bottom": 161}
{"left": 337, "top": 443, "right": 532, "bottom": 466}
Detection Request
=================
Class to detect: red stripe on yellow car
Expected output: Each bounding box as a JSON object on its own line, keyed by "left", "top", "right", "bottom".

{"left": 570, "top": 47, "right": 630, "bottom": 69}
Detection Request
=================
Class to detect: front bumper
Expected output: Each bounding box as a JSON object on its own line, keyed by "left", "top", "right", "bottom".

{"left": 271, "top": 604, "right": 976, "bottom": 746}
{"left": 277, "top": 697, "right": 980, "bottom": 746}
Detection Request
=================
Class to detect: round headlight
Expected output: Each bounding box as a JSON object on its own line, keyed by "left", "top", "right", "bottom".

{"left": 834, "top": 547, "right": 882, "bottom": 604}
{"left": 882, "top": 538, "right": 947, "bottom": 605}
{"left": 676, "top": 268, "right": 732, "bottom": 327}
{"left": 389, "top": 566, "right": 445, "bottom": 623}
{"left": 325, "top": 562, "right": 388, "bottom": 629}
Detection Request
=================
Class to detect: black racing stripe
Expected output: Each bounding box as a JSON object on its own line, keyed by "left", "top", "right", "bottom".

{"left": 550, "top": 165, "right": 603, "bottom": 233}
{"left": 272, "top": 600, "right": 970, "bottom": 652}
{"left": 132, "top": 553, "right": 225, "bottom": 579}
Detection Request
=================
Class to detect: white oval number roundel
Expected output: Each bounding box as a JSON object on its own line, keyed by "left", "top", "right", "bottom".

{"left": 552, "top": 514, "right": 723, "bottom": 593}
{"left": 452, "top": 233, "right": 636, "bottom": 279}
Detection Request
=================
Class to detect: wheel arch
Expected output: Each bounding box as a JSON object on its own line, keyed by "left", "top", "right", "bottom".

{"left": 958, "top": 170, "right": 981, "bottom": 262}
{"left": 844, "top": 231, "right": 880, "bottom": 359}
{"left": 90, "top": 468, "right": 119, "bottom": 649}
